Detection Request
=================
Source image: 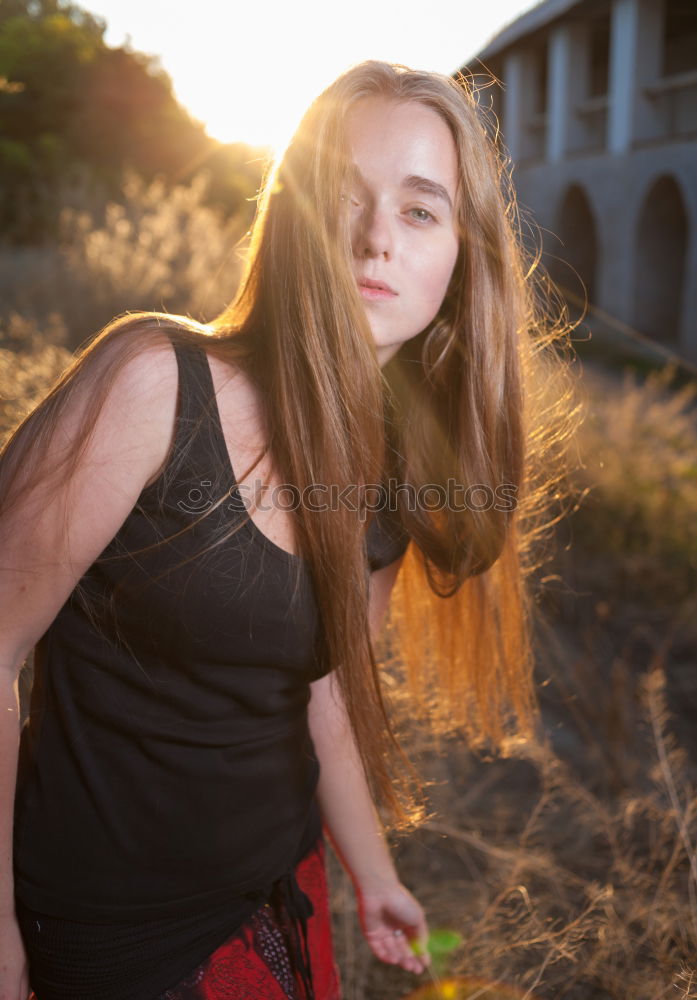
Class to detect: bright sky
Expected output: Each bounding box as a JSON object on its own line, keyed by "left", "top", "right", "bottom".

{"left": 82, "top": 0, "right": 538, "bottom": 150}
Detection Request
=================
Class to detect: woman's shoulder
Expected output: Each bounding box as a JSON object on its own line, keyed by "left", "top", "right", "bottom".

{"left": 108, "top": 320, "right": 269, "bottom": 480}
{"left": 103, "top": 317, "right": 266, "bottom": 466}
{"left": 78, "top": 315, "right": 246, "bottom": 434}
{"left": 56, "top": 316, "right": 210, "bottom": 491}
{"left": 77, "top": 314, "right": 184, "bottom": 393}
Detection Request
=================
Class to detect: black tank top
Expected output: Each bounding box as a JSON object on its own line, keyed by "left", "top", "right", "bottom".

{"left": 13, "top": 339, "right": 410, "bottom": 1000}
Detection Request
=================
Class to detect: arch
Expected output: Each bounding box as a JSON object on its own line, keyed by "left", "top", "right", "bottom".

{"left": 547, "top": 183, "right": 598, "bottom": 321}
{"left": 632, "top": 175, "right": 687, "bottom": 345}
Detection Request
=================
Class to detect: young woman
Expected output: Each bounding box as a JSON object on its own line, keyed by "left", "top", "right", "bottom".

{"left": 0, "top": 61, "right": 575, "bottom": 1000}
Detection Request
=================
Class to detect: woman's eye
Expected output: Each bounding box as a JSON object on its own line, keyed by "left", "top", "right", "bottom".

{"left": 408, "top": 207, "right": 435, "bottom": 223}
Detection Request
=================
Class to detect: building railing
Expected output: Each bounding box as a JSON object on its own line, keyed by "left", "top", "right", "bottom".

{"left": 644, "top": 67, "right": 697, "bottom": 99}
{"left": 642, "top": 68, "right": 697, "bottom": 140}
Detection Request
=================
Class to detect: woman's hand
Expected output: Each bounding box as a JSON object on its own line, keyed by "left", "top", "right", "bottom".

{"left": 308, "top": 669, "right": 431, "bottom": 977}
{"left": 0, "top": 911, "right": 30, "bottom": 999}
{"left": 356, "top": 879, "right": 431, "bottom": 975}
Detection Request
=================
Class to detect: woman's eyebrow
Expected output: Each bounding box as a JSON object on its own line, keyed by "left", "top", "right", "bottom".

{"left": 402, "top": 175, "right": 453, "bottom": 210}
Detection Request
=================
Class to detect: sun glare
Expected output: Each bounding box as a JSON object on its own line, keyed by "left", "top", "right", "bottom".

{"left": 90, "top": 0, "right": 536, "bottom": 151}
{"left": 194, "top": 76, "right": 321, "bottom": 155}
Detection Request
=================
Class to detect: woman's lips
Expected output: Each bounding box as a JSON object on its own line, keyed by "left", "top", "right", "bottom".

{"left": 357, "top": 277, "right": 397, "bottom": 301}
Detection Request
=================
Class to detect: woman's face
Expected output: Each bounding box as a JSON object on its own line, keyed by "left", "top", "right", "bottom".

{"left": 345, "top": 97, "right": 461, "bottom": 367}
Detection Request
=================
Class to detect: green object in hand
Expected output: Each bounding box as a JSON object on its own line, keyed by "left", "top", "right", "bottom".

{"left": 410, "top": 928, "right": 463, "bottom": 977}
{"left": 410, "top": 929, "right": 463, "bottom": 956}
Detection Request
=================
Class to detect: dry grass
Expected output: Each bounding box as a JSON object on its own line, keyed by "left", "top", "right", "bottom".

{"left": 564, "top": 362, "right": 697, "bottom": 610}
{"left": 328, "top": 649, "right": 697, "bottom": 1000}
{"left": 0, "top": 313, "right": 72, "bottom": 446}
{"left": 0, "top": 171, "right": 246, "bottom": 352}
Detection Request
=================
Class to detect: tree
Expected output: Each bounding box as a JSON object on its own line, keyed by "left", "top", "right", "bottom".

{"left": 0, "top": 0, "right": 263, "bottom": 241}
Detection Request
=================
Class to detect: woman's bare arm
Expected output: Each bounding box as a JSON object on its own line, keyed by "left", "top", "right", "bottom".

{"left": 308, "top": 555, "right": 430, "bottom": 974}
{"left": 0, "top": 338, "right": 178, "bottom": 998}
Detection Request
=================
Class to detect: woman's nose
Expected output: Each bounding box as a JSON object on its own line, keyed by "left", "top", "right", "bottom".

{"left": 353, "top": 205, "right": 393, "bottom": 260}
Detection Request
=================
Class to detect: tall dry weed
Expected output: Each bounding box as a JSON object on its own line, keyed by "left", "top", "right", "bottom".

{"left": 0, "top": 170, "right": 247, "bottom": 350}
{"left": 0, "top": 313, "right": 71, "bottom": 447}
{"left": 567, "top": 363, "right": 697, "bottom": 608}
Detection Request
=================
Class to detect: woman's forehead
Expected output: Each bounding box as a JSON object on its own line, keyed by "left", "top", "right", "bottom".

{"left": 344, "top": 98, "right": 459, "bottom": 197}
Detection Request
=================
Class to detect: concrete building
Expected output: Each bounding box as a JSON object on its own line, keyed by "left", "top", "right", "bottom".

{"left": 461, "top": 0, "right": 697, "bottom": 362}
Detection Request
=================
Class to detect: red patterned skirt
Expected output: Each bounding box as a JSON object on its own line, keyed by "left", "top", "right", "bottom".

{"left": 155, "top": 835, "right": 342, "bottom": 1000}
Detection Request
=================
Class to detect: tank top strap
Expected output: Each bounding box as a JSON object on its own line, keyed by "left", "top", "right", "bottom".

{"left": 167, "top": 337, "right": 232, "bottom": 470}
{"left": 169, "top": 338, "right": 217, "bottom": 433}
{"left": 147, "top": 335, "right": 228, "bottom": 498}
